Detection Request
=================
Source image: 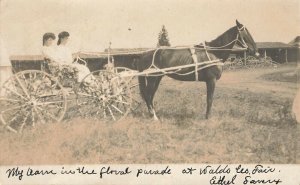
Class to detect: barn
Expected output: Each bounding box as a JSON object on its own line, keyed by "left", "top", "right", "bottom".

{"left": 228, "top": 41, "right": 299, "bottom": 63}
{"left": 256, "top": 42, "right": 299, "bottom": 63}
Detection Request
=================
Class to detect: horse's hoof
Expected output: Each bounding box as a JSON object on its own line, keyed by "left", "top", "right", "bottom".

{"left": 153, "top": 115, "right": 159, "bottom": 121}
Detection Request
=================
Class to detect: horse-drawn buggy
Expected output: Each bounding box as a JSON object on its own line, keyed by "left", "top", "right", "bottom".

{"left": 0, "top": 55, "right": 138, "bottom": 133}
{"left": 0, "top": 20, "right": 259, "bottom": 133}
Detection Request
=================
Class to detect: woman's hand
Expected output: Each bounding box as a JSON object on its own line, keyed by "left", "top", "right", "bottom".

{"left": 72, "top": 52, "right": 79, "bottom": 59}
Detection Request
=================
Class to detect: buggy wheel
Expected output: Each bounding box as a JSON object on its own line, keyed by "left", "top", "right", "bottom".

{"left": 113, "top": 67, "right": 141, "bottom": 111}
{"left": 76, "top": 70, "right": 132, "bottom": 122}
{"left": 0, "top": 70, "right": 67, "bottom": 133}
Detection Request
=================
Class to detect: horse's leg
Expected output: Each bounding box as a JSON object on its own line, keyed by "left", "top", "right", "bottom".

{"left": 138, "top": 76, "right": 147, "bottom": 102}
{"left": 138, "top": 76, "right": 153, "bottom": 116}
{"left": 146, "top": 76, "right": 163, "bottom": 121}
{"left": 205, "top": 78, "right": 216, "bottom": 119}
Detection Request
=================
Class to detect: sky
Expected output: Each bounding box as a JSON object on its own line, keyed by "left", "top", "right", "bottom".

{"left": 0, "top": 0, "right": 299, "bottom": 55}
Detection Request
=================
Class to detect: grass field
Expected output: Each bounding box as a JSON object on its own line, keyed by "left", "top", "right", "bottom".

{"left": 0, "top": 63, "right": 299, "bottom": 165}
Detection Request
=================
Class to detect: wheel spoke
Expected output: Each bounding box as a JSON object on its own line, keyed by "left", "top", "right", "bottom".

{"left": 4, "top": 86, "right": 28, "bottom": 101}
{"left": 129, "top": 83, "right": 139, "bottom": 89}
{"left": 33, "top": 107, "right": 46, "bottom": 124}
{"left": 36, "top": 106, "right": 60, "bottom": 122}
{"left": 31, "top": 108, "right": 35, "bottom": 127}
{"left": 76, "top": 92, "right": 93, "bottom": 97}
{"left": 77, "top": 100, "right": 90, "bottom": 106}
{"left": 1, "top": 104, "right": 26, "bottom": 113}
{"left": 0, "top": 97, "right": 23, "bottom": 103}
{"left": 20, "top": 74, "right": 29, "bottom": 87}
{"left": 1, "top": 117, "right": 18, "bottom": 133}
{"left": 107, "top": 105, "right": 116, "bottom": 121}
{"left": 111, "top": 104, "right": 124, "bottom": 114}
{"left": 36, "top": 100, "right": 65, "bottom": 106}
{"left": 15, "top": 75, "right": 30, "bottom": 98}
{"left": 0, "top": 107, "right": 24, "bottom": 133}
{"left": 19, "top": 111, "right": 31, "bottom": 132}
{"left": 3, "top": 108, "right": 23, "bottom": 127}
{"left": 113, "top": 99, "right": 131, "bottom": 105}
{"left": 102, "top": 104, "right": 106, "bottom": 118}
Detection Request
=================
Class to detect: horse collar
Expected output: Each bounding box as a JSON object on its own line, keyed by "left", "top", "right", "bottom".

{"left": 190, "top": 48, "right": 199, "bottom": 81}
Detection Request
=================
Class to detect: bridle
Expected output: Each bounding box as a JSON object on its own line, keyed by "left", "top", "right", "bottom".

{"left": 236, "top": 26, "right": 249, "bottom": 49}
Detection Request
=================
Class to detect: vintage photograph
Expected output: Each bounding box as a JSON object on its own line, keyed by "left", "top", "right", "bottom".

{"left": 0, "top": 0, "right": 299, "bottom": 165}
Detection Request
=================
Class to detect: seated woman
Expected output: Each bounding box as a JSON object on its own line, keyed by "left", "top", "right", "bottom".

{"left": 41, "top": 32, "right": 57, "bottom": 62}
{"left": 56, "top": 31, "right": 91, "bottom": 82}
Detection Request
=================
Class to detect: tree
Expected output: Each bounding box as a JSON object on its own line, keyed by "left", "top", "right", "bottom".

{"left": 157, "top": 25, "right": 171, "bottom": 47}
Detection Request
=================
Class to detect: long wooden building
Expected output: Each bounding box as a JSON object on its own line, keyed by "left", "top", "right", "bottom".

{"left": 256, "top": 42, "right": 299, "bottom": 63}
{"left": 9, "top": 39, "right": 300, "bottom": 72}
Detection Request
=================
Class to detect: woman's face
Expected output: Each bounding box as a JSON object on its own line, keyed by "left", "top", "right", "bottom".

{"left": 61, "top": 36, "right": 69, "bottom": 45}
{"left": 45, "top": 38, "right": 54, "bottom": 46}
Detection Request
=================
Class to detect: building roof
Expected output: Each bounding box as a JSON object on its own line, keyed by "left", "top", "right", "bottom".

{"left": 10, "top": 55, "right": 43, "bottom": 61}
{"left": 256, "top": 42, "right": 294, "bottom": 49}
{"left": 289, "top": 36, "right": 300, "bottom": 47}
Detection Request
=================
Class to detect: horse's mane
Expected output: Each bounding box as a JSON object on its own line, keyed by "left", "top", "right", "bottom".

{"left": 207, "top": 26, "right": 238, "bottom": 46}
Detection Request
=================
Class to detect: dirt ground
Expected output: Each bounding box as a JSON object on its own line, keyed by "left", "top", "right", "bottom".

{"left": 0, "top": 63, "right": 299, "bottom": 165}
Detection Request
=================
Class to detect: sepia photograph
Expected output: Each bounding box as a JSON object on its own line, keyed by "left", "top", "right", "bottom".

{"left": 0, "top": 0, "right": 299, "bottom": 172}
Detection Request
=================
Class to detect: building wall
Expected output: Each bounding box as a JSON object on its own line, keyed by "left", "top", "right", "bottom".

{"left": 287, "top": 48, "right": 300, "bottom": 62}
{"left": 258, "top": 48, "right": 299, "bottom": 63}
{"left": 11, "top": 60, "right": 42, "bottom": 73}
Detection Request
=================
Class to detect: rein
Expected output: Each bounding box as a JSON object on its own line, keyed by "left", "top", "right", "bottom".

{"left": 77, "top": 26, "right": 249, "bottom": 81}
{"left": 147, "top": 26, "right": 249, "bottom": 81}
{"left": 147, "top": 47, "right": 223, "bottom": 79}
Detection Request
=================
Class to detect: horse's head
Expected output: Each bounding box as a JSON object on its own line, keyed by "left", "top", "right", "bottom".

{"left": 236, "top": 20, "right": 259, "bottom": 57}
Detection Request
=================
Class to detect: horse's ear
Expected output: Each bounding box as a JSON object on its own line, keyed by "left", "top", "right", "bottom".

{"left": 236, "top": 19, "right": 243, "bottom": 28}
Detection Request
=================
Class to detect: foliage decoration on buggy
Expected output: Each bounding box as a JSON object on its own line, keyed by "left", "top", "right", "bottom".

{"left": 48, "top": 62, "right": 79, "bottom": 87}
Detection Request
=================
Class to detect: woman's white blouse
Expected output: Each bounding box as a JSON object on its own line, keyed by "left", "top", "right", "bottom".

{"left": 55, "top": 45, "right": 73, "bottom": 64}
{"left": 41, "top": 45, "right": 73, "bottom": 64}
{"left": 41, "top": 46, "right": 58, "bottom": 62}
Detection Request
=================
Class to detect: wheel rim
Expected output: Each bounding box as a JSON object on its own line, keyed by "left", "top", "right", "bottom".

{"left": 0, "top": 70, "right": 67, "bottom": 133}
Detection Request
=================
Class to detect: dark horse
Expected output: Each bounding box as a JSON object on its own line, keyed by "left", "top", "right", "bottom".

{"left": 137, "top": 20, "right": 259, "bottom": 120}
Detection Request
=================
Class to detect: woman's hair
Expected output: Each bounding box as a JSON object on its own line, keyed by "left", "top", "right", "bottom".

{"left": 42, "top": 32, "right": 56, "bottom": 46}
{"left": 57, "top": 31, "right": 70, "bottom": 45}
